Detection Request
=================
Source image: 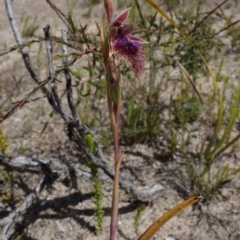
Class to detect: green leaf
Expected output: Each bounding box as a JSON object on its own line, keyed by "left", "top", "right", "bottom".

{"left": 2, "top": 194, "right": 9, "bottom": 201}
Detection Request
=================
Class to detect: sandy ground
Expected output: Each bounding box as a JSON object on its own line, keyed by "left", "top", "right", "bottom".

{"left": 1, "top": 1, "right": 240, "bottom": 240}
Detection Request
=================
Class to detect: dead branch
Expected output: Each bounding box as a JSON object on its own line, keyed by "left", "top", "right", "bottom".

{"left": 0, "top": 153, "right": 109, "bottom": 181}
{"left": 0, "top": 173, "right": 58, "bottom": 239}
{"left": 43, "top": 24, "right": 67, "bottom": 119}
{"left": 61, "top": 29, "right": 77, "bottom": 120}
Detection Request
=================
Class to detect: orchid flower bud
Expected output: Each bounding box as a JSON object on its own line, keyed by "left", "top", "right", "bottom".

{"left": 104, "top": 0, "right": 113, "bottom": 23}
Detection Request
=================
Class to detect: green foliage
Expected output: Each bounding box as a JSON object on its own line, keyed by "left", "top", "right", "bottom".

{"left": 85, "top": 133, "right": 95, "bottom": 153}
{"left": 0, "top": 129, "right": 7, "bottom": 154}
{"left": 21, "top": 15, "right": 39, "bottom": 38}
{"left": 0, "top": 136, "right": 12, "bottom": 204}
{"left": 121, "top": 91, "right": 161, "bottom": 144}
{"left": 134, "top": 203, "right": 146, "bottom": 236}
{"left": 167, "top": 130, "right": 178, "bottom": 156}
{"left": 92, "top": 175, "right": 104, "bottom": 233}
{"left": 172, "top": 95, "right": 200, "bottom": 126}
{"left": 174, "top": 14, "right": 219, "bottom": 77}
{"left": 0, "top": 166, "right": 13, "bottom": 203}
{"left": 85, "top": 134, "right": 104, "bottom": 233}
{"left": 0, "top": 166, "right": 22, "bottom": 207}
{"left": 162, "top": 0, "right": 181, "bottom": 10}
{"left": 182, "top": 159, "right": 240, "bottom": 201}
{"left": 36, "top": 43, "right": 43, "bottom": 69}
{"left": 143, "top": 0, "right": 240, "bottom": 203}
{"left": 65, "top": 0, "right": 240, "bottom": 203}
{"left": 21, "top": 119, "right": 33, "bottom": 136}
{"left": 121, "top": 98, "right": 143, "bottom": 143}
{"left": 0, "top": 129, "right": 14, "bottom": 204}
{"left": 175, "top": 73, "right": 240, "bottom": 201}
{"left": 205, "top": 79, "right": 240, "bottom": 163}
{"left": 214, "top": 11, "right": 240, "bottom": 52}
{"left": 200, "top": 165, "right": 240, "bottom": 200}
{"left": 17, "top": 141, "right": 26, "bottom": 155}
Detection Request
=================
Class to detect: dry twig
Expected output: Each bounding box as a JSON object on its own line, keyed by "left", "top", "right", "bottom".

{"left": 0, "top": 153, "right": 108, "bottom": 181}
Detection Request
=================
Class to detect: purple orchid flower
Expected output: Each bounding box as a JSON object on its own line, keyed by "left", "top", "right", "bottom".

{"left": 109, "top": 8, "right": 145, "bottom": 77}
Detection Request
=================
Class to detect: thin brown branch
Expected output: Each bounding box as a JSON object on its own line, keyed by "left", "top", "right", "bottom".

{"left": 0, "top": 38, "right": 45, "bottom": 57}
{"left": 210, "top": 19, "right": 240, "bottom": 38}
{"left": 189, "top": 0, "right": 229, "bottom": 36}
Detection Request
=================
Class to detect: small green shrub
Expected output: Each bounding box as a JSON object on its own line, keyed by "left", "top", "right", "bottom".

{"left": 85, "top": 134, "right": 104, "bottom": 233}
{"left": 0, "top": 129, "right": 7, "bottom": 154}
{"left": 172, "top": 95, "right": 200, "bottom": 126}
{"left": 121, "top": 92, "right": 161, "bottom": 144}
{"left": 21, "top": 15, "right": 39, "bottom": 38}
{"left": 134, "top": 203, "right": 146, "bottom": 236}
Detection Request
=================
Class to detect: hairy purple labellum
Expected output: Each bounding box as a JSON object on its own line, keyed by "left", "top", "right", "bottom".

{"left": 111, "top": 28, "right": 144, "bottom": 77}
